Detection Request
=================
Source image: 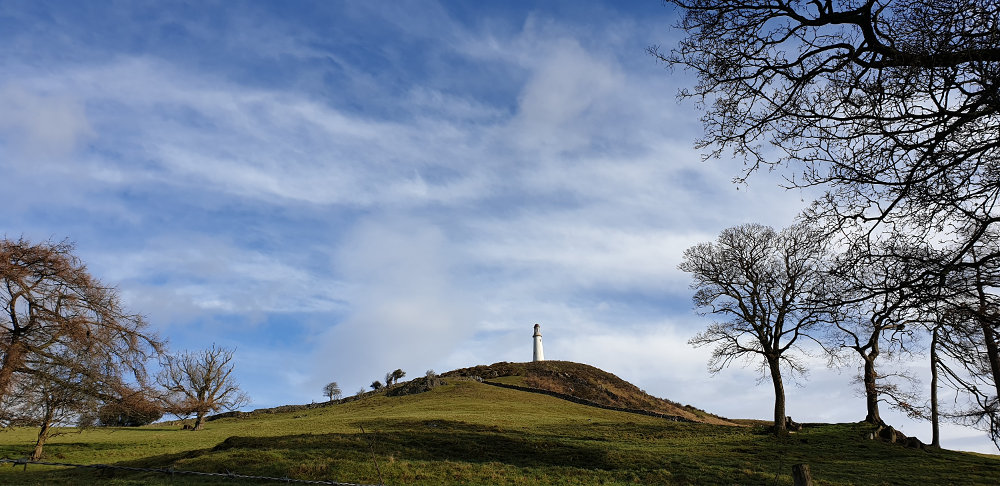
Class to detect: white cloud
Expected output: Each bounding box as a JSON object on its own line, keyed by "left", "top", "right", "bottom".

{"left": 511, "top": 37, "right": 625, "bottom": 152}
{"left": 0, "top": 83, "right": 94, "bottom": 161}
{"left": 92, "top": 235, "right": 348, "bottom": 327}
{"left": 314, "top": 217, "right": 481, "bottom": 391}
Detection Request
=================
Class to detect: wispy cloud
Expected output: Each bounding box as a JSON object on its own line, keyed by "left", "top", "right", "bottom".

{"left": 1, "top": 1, "right": 991, "bottom": 453}
{"left": 0, "top": 84, "right": 94, "bottom": 161}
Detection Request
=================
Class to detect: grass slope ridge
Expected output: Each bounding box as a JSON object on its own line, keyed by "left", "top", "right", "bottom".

{"left": 1, "top": 379, "right": 998, "bottom": 485}
{"left": 441, "top": 360, "right": 733, "bottom": 425}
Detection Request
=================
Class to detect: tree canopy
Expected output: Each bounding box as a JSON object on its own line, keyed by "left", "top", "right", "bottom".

{"left": 659, "top": 0, "right": 1000, "bottom": 447}
{"left": 0, "top": 238, "right": 163, "bottom": 409}
{"left": 158, "top": 345, "right": 249, "bottom": 431}
{"left": 653, "top": 0, "right": 999, "bottom": 242}
{"left": 680, "top": 223, "right": 830, "bottom": 434}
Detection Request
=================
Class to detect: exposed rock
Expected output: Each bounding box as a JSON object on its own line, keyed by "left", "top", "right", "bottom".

{"left": 385, "top": 376, "right": 445, "bottom": 397}
{"left": 904, "top": 436, "right": 927, "bottom": 450}
{"left": 872, "top": 424, "right": 927, "bottom": 450}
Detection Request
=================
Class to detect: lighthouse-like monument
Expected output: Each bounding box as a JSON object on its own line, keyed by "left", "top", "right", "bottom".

{"left": 532, "top": 324, "right": 545, "bottom": 362}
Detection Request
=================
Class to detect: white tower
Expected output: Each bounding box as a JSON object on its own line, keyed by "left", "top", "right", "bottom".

{"left": 532, "top": 324, "right": 544, "bottom": 362}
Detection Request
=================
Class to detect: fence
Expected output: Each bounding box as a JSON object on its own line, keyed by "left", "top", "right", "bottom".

{"left": 0, "top": 458, "right": 382, "bottom": 485}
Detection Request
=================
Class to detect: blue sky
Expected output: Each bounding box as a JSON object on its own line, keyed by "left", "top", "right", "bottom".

{"left": 1, "top": 1, "right": 994, "bottom": 453}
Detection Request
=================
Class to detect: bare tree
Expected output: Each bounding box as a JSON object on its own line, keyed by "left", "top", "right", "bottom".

{"left": 680, "top": 223, "right": 830, "bottom": 435}
{"left": 927, "top": 312, "right": 955, "bottom": 449}
{"left": 0, "top": 238, "right": 163, "bottom": 402}
{"left": 656, "top": 0, "right": 1000, "bottom": 447}
{"left": 323, "top": 382, "right": 342, "bottom": 401}
{"left": 823, "top": 241, "right": 934, "bottom": 425}
{"left": 0, "top": 350, "right": 101, "bottom": 460}
{"left": 158, "top": 345, "right": 249, "bottom": 431}
{"left": 932, "top": 294, "right": 1000, "bottom": 447}
{"left": 652, "top": 0, "right": 999, "bottom": 238}
{"left": 895, "top": 233, "right": 1000, "bottom": 447}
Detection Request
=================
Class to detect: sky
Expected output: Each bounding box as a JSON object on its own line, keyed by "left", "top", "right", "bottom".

{"left": 1, "top": 0, "right": 995, "bottom": 454}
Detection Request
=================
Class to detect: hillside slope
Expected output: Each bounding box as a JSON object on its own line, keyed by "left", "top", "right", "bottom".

{"left": 442, "top": 360, "right": 734, "bottom": 425}
{"left": 1, "top": 379, "right": 998, "bottom": 485}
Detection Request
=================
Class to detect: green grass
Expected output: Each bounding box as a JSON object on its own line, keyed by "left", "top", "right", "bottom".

{"left": 0, "top": 380, "right": 997, "bottom": 485}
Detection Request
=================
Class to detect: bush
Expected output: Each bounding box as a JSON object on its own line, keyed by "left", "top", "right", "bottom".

{"left": 98, "top": 394, "right": 164, "bottom": 427}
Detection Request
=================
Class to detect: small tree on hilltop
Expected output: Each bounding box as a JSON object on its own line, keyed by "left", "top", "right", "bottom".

{"left": 391, "top": 369, "right": 406, "bottom": 385}
{"left": 158, "top": 345, "right": 250, "bottom": 431}
{"left": 323, "top": 382, "right": 342, "bottom": 401}
{"left": 370, "top": 380, "right": 383, "bottom": 391}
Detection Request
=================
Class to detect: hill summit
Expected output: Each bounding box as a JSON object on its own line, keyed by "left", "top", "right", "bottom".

{"left": 441, "top": 360, "right": 735, "bottom": 425}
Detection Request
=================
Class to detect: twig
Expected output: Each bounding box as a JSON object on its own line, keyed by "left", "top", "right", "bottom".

{"left": 360, "top": 426, "right": 384, "bottom": 486}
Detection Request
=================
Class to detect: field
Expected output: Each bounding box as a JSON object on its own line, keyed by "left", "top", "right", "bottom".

{"left": 0, "top": 379, "right": 998, "bottom": 485}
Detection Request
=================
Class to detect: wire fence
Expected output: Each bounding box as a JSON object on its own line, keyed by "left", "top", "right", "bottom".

{"left": 0, "top": 458, "right": 383, "bottom": 485}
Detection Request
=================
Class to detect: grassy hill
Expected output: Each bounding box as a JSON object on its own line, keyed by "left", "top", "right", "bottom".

{"left": 442, "top": 360, "right": 734, "bottom": 425}
{"left": 0, "top": 365, "right": 996, "bottom": 485}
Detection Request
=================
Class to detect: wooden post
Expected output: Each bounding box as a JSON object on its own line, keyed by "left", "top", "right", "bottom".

{"left": 792, "top": 464, "right": 813, "bottom": 486}
{"left": 360, "top": 426, "right": 384, "bottom": 486}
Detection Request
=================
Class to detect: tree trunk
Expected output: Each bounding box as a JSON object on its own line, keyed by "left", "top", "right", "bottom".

{"left": 862, "top": 355, "right": 882, "bottom": 425}
{"left": 768, "top": 357, "right": 787, "bottom": 435}
{"left": 980, "top": 320, "right": 1000, "bottom": 405}
{"left": 930, "top": 326, "right": 940, "bottom": 448}
{"left": 31, "top": 408, "right": 55, "bottom": 461}
{"left": 194, "top": 412, "right": 207, "bottom": 431}
{"left": 974, "top": 273, "right": 1000, "bottom": 404}
{"left": 0, "top": 341, "right": 26, "bottom": 401}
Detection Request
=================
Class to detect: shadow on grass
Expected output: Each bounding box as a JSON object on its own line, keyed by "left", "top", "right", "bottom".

{"left": 2, "top": 420, "right": 625, "bottom": 484}
{"left": 7, "top": 421, "right": 1000, "bottom": 486}
{"left": 206, "top": 418, "right": 618, "bottom": 470}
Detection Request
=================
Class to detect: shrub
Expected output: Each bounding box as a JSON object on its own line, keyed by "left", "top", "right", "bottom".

{"left": 98, "top": 394, "right": 164, "bottom": 427}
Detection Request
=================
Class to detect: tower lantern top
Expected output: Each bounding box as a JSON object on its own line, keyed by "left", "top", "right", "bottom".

{"left": 533, "top": 323, "right": 541, "bottom": 336}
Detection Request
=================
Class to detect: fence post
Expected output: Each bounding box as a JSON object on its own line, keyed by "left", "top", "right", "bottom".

{"left": 792, "top": 463, "right": 813, "bottom": 486}
{"left": 360, "top": 425, "right": 384, "bottom": 486}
